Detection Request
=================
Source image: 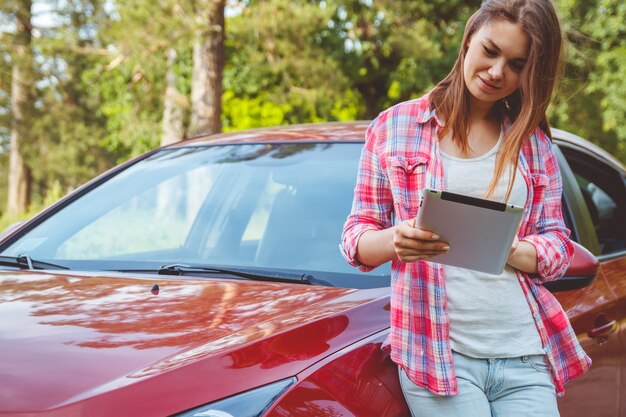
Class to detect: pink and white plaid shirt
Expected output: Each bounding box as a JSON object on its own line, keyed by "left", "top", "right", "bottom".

{"left": 341, "top": 95, "right": 591, "bottom": 396}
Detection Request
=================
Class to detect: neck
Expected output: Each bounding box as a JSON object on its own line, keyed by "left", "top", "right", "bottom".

{"left": 468, "top": 97, "right": 497, "bottom": 122}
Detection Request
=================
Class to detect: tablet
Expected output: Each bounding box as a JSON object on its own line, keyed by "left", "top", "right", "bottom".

{"left": 415, "top": 188, "right": 524, "bottom": 275}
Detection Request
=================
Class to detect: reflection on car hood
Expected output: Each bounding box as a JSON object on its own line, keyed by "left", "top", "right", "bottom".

{"left": 0, "top": 270, "right": 389, "bottom": 416}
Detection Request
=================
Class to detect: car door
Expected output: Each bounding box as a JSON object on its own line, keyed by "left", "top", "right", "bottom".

{"left": 553, "top": 140, "right": 625, "bottom": 417}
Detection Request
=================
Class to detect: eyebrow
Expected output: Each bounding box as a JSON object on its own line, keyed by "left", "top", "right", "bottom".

{"left": 485, "top": 38, "right": 528, "bottom": 62}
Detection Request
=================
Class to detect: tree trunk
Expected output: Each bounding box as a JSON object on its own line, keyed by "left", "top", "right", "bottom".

{"left": 161, "top": 48, "right": 186, "bottom": 146}
{"left": 7, "top": 0, "right": 33, "bottom": 215}
{"left": 157, "top": 49, "right": 187, "bottom": 219}
{"left": 189, "top": 0, "right": 225, "bottom": 136}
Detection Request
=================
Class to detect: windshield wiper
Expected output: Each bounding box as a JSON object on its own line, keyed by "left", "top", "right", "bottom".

{"left": 154, "top": 263, "right": 332, "bottom": 286}
{"left": 0, "top": 255, "right": 70, "bottom": 271}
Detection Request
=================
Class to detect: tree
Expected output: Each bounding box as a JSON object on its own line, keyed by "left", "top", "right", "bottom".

{"left": 223, "top": 0, "right": 481, "bottom": 127}
{"left": 223, "top": 0, "right": 359, "bottom": 130}
{"left": 161, "top": 48, "right": 186, "bottom": 146}
{"left": 0, "top": 23, "right": 12, "bottom": 216}
{"left": 83, "top": 0, "right": 181, "bottom": 157}
{"left": 190, "top": 0, "right": 226, "bottom": 135}
{"left": 25, "top": 0, "right": 116, "bottom": 203}
{"left": 552, "top": 0, "right": 626, "bottom": 162}
{"left": 324, "top": 0, "right": 481, "bottom": 118}
{"left": 92, "top": 0, "right": 197, "bottom": 152}
{"left": 1, "top": 0, "right": 623, "bottom": 220}
{"left": 6, "top": 0, "right": 33, "bottom": 215}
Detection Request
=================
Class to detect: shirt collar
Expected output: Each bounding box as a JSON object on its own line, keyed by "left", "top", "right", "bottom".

{"left": 418, "top": 103, "right": 514, "bottom": 130}
{"left": 417, "top": 104, "right": 444, "bottom": 128}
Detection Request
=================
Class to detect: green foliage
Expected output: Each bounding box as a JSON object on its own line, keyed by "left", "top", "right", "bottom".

{"left": 89, "top": 0, "right": 195, "bottom": 155}
{"left": 223, "top": 0, "right": 478, "bottom": 124}
{"left": 1, "top": 0, "right": 625, "bottom": 221}
{"left": 224, "top": 0, "right": 360, "bottom": 126}
{"left": 19, "top": 0, "right": 118, "bottom": 205}
{"left": 552, "top": 0, "right": 626, "bottom": 162}
{"left": 322, "top": 0, "right": 480, "bottom": 117}
{"left": 0, "top": 180, "right": 64, "bottom": 233}
{"left": 87, "top": 63, "right": 163, "bottom": 158}
{"left": 223, "top": 91, "right": 292, "bottom": 130}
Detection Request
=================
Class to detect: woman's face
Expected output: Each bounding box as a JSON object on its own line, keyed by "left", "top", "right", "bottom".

{"left": 463, "top": 19, "right": 530, "bottom": 109}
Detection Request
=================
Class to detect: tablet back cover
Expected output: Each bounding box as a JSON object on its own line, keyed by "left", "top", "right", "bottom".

{"left": 415, "top": 189, "right": 523, "bottom": 275}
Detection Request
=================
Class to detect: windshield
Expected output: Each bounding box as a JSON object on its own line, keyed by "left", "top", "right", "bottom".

{"left": 0, "top": 143, "right": 391, "bottom": 286}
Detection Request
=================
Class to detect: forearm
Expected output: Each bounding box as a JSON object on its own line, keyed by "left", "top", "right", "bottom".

{"left": 507, "top": 240, "right": 538, "bottom": 274}
{"left": 356, "top": 227, "right": 397, "bottom": 267}
{"left": 356, "top": 220, "right": 449, "bottom": 267}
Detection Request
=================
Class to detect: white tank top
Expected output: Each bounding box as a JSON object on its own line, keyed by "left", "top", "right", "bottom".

{"left": 440, "top": 131, "right": 544, "bottom": 358}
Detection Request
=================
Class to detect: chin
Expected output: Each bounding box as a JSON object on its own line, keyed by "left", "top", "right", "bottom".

{"left": 468, "top": 86, "right": 501, "bottom": 106}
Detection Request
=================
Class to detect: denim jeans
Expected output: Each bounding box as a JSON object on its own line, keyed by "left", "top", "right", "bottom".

{"left": 399, "top": 351, "right": 559, "bottom": 417}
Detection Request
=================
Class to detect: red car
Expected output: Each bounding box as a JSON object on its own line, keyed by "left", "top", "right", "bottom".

{"left": 0, "top": 123, "right": 623, "bottom": 417}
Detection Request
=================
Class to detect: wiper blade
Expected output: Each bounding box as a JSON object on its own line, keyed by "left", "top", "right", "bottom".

{"left": 156, "top": 263, "right": 331, "bottom": 286}
{"left": 0, "top": 255, "right": 70, "bottom": 270}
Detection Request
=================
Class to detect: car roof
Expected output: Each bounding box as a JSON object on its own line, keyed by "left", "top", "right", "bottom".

{"left": 167, "top": 122, "right": 625, "bottom": 172}
{"left": 552, "top": 128, "right": 625, "bottom": 172}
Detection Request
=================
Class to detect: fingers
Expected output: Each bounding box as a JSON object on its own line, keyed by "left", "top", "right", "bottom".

{"left": 395, "top": 246, "right": 449, "bottom": 262}
{"left": 397, "top": 220, "right": 440, "bottom": 241}
{"left": 394, "top": 220, "right": 449, "bottom": 262}
{"left": 398, "top": 237, "right": 449, "bottom": 251}
{"left": 399, "top": 253, "right": 446, "bottom": 262}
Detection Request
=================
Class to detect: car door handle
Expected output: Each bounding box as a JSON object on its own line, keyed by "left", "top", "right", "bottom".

{"left": 588, "top": 319, "right": 617, "bottom": 339}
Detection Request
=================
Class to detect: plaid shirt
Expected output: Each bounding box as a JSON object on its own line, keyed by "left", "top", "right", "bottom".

{"left": 341, "top": 95, "right": 591, "bottom": 396}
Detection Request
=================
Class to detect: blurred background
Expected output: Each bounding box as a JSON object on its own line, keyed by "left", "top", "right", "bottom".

{"left": 1, "top": 0, "right": 624, "bottom": 230}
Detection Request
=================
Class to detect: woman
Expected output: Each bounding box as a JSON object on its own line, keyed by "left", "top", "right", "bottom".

{"left": 341, "top": 1, "right": 591, "bottom": 416}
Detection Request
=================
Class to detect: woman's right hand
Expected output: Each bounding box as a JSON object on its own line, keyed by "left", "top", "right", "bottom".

{"left": 393, "top": 219, "right": 450, "bottom": 262}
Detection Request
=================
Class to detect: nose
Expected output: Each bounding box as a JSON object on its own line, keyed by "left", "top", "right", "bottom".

{"left": 488, "top": 60, "right": 506, "bottom": 80}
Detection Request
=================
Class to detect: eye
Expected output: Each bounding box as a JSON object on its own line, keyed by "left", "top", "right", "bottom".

{"left": 482, "top": 45, "right": 497, "bottom": 57}
{"left": 510, "top": 61, "right": 525, "bottom": 72}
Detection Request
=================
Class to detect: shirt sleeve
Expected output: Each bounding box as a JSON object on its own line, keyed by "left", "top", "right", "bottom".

{"left": 521, "top": 133, "right": 574, "bottom": 283}
{"left": 340, "top": 117, "right": 394, "bottom": 272}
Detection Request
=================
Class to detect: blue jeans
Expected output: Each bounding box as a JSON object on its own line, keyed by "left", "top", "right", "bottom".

{"left": 399, "top": 351, "right": 559, "bottom": 417}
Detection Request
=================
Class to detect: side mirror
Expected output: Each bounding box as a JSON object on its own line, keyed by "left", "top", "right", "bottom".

{"left": 543, "top": 241, "right": 599, "bottom": 292}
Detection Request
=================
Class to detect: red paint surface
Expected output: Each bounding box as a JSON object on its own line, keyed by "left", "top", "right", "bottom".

{"left": 555, "top": 254, "right": 625, "bottom": 417}
{"left": 0, "top": 122, "right": 623, "bottom": 416}
{"left": 564, "top": 242, "right": 600, "bottom": 277}
{"left": 267, "top": 335, "right": 409, "bottom": 417}
{"left": 0, "top": 271, "right": 388, "bottom": 416}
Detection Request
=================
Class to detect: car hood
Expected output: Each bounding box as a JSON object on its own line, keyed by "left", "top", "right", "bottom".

{"left": 0, "top": 270, "right": 389, "bottom": 416}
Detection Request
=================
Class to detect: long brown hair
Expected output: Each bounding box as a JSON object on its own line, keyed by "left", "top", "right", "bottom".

{"left": 429, "top": 0, "right": 563, "bottom": 200}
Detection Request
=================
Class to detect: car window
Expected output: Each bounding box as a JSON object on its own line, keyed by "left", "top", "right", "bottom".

{"left": 560, "top": 146, "right": 626, "bottom": 255}
{"left": 55, "top": 166, "right": 216, "bottom": 259}
{"left": 0, "top": 143, "right": 392, "bottom": 284}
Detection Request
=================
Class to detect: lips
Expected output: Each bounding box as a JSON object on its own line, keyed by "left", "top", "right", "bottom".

{"left": 478, "top": 76, "right": 500, "bottom": 92}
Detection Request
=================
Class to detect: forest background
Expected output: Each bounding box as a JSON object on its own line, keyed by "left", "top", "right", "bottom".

{"left": 1, "top": 0, "right": 625, "bottom": 231}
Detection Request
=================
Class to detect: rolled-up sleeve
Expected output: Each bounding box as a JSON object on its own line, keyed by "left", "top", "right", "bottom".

{"left": 521, "top": 135, "right": 574, "bottom": 283}
{"left": 340, "top": 118, "right": 393, "bottom": 272}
